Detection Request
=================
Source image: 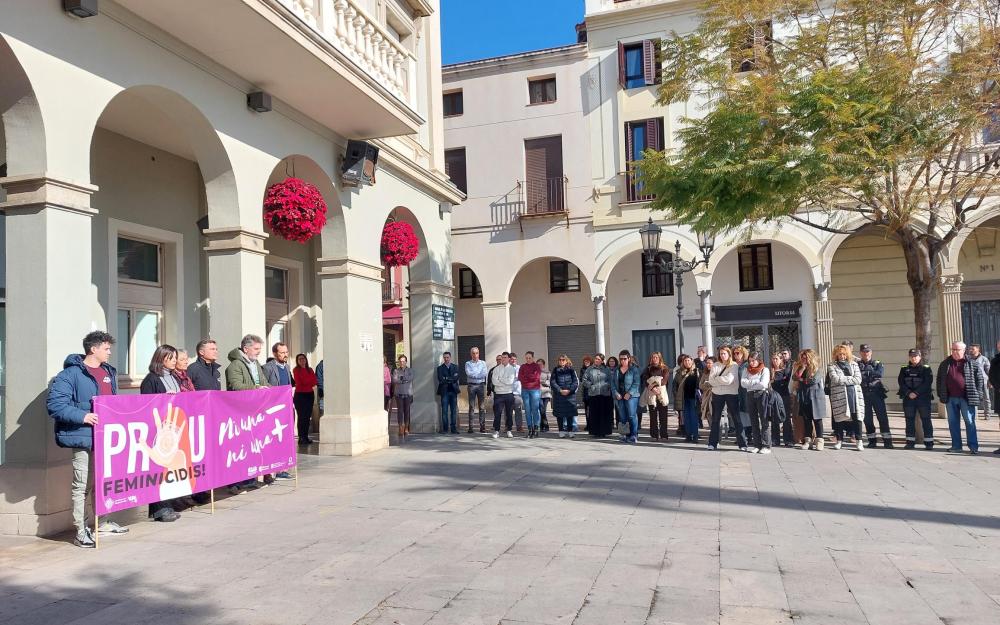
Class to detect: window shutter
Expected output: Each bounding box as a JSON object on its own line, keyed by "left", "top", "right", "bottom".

{"left": 642, "top": 39, "right": 657, "bottom": 86}
{"left": 618, "top": 41, "right": 627, "bottom": 89}
{"left": 645, "top": 119, "right": 662, "bottom": 152}
{"left": 625, "top": 122, "right": 634, "bottom": 163}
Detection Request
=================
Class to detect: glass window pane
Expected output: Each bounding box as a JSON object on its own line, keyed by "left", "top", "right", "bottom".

{"left": 133, "top": 311, "right": 159, "bottom": 374}
{"left": 265, "top": 267, "right": 287, "bottom": 300}
{"left": 625, "top": 46, "right": 644, "bottom": 88}
{"left": 117, "top": 238, "right": 159, "bottom": 283}
{"left": 116, "top": 309, "right": 131, "bottom": 374}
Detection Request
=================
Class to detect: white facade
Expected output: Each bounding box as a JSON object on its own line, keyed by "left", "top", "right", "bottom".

{"left": 446, "top": 0, "right": 1000, "bottom": 396}
{"left": 0, "top": 0, "right": 462, "bottom": 536}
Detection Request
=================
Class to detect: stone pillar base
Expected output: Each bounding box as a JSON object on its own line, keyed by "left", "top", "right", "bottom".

{"left": 410, "top": 399, "right": 442, "bottom": 433}
{"left": 318, "top": 413, "right": 389, "bottom": 456}
{"left": 0, "top": 461, "right": 72, "bottom": 536}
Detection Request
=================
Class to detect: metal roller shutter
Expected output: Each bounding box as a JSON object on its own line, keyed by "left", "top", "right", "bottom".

{"left": 547, "top": 324, "right": 596, "bottom": 403}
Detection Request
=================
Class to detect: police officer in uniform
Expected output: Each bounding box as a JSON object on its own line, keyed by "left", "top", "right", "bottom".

{"left": 898, "top": 348, "right": 934, "bottom": 449}
{"left": 858, "top": 344, "right": 893, "bottom": 448}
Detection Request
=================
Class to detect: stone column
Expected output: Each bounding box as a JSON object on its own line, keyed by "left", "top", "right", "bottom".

{"left": 407, "top": 280, "right": 456, "bottom": 433}
{"left": 203, "top": 228, "right": 268, "bottom": 352}
{"left": 698, "top": 289, "right": 714, "bottom": 350}
{"left": 482, "top": 300, "right": 512, "bottom": 361}
{"left": 593, "top": 296, "right": 606, "bottom": 354}
{"left": 0, "top": 175, "right": 98, "bottom": 536}
{"left": 814, "top": 282, "right": 834, "bottom": 369}
{"left": 317, "top": 256, "right": 388, "bottom": 455}
{"left": 936, "top": 274, "right": 964, "bottom": 424}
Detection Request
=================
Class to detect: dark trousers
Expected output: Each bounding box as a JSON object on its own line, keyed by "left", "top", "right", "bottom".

{"left": 648, "top": 403, "right": 670, "bottom": 439}
{"left": 493, "top": 393, "right": 514, "bottom": 432}
{"left": 748, "top": 391, "right": 770, "bottom": 449}
{"left": 294, "top": 391, "right": 314, "bottom": 442}
{"left": 395, "top": 395, "right": 412, "bottom": 429}
{"left": 863, "top": 393, "right": 892, "bottom": 440}
{"left": 440, "top": 391, "right": 458, "bottom": 432}
{"left": 467, "top": 383, "right": 486, "bottom": 430}
{"left": 770, "top": 393, "right": 793, "bottom": 444}
{"left": 800, "top": 401, "right": 823, "bottom": 439}
{"left": 834, "top": 418, "right": 862, "bottom": 441}
{"left": 709, "top": 394, "right": 746, "bottom": 448}
{"left": 903, "top": 400, "right": 933, "bottom": 443}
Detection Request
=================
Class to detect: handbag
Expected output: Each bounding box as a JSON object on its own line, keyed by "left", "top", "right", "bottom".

{"left": 617, "top": 419, "right": 630, "bottom": 436}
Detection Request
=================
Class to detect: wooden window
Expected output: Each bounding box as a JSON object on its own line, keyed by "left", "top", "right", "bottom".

{"left": 524, "top": 136, "right": 565, "bottom": 213}
{"left": 549, "top": 261, "right": 581, "bottom": 293}
{"left": 528, "top": 77, "right": 557, "bottom": 104}
{"left": 642, "top": 252, "right": 675, "bottom": 297}
{"left": 444, "top": 148, "right": 467, "bottom": 194}
{"left": 618, "top": 40, "right": 660, "bottom": 89}
{"left": 458, "top": 268, "right": 482, "bottom": 299}
{"left": 624, "top": 118, "right": 664, "bottom": 202}
{"left": 443, "top": 90, "right": 463, "bottom": 117}
{"left": 732, "top": 21, "right": 773, "bottom": 73}
{"left": 738, "top": 244, "right": 774, "bottom": 291}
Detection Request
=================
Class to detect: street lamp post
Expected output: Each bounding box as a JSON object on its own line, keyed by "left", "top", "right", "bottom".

{"left": 638, "top": 218, "right": 715, "bottom": 354}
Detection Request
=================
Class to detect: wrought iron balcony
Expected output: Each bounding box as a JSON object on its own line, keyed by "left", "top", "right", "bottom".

{"left": 382, "top": 281, "right": 402, "bottom": 303}
{"left": 623, "top": 166, "right": 655, "bottom": 203}
{"left": 519, "top": 176, "right": 568, "bottom": 215}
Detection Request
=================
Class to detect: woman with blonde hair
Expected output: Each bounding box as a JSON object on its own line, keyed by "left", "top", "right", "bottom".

{"left": 828, "top": 344, "right": 866, "bottom": 451}
{"left": 551, "top": 354, "right": 579, "bottom": 437}
{"left": 640, "top": 351, "right": 671, "bottom": 440}
{"left": 699, "top": 356, "right": 715, "bottom": 427}
{"left": 792, "top": 349, "right": 827, "bottom": 450}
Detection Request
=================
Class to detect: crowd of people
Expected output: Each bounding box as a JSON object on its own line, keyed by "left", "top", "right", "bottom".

{"left": 422, "top": 340, "right": 998, "bottom": 455}
{"left": 48, "top": 331, "right": 321, "bottom": 548}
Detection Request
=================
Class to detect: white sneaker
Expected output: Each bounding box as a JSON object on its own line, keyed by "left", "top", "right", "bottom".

{"left": 750, "top": 448, "right": 760, "bottom": 454}
{"left": 706, "top": 444, "right": 716, "bottom": 450}
{"left": 834, "top": 441, "right": 842, "bottom": 450}
{"left": 506, "top": 431, "right": 513, "bottom": 438}
{"left": 856, "top": 440, "right": 864, "bottom": 451}
{"left": 739, "top": 447, "right": 749, "bottom": 452}
{"left": 492, "top": 431, "right": 499, "bottom": 439}
{"left": 799, "top": 441, "right": 811, "bottom": 450}
{"left": 568, "top": 432, "right": 575, "bottom": 439}
{"left": 559, "top": 432, "right": 566, "bottom": 438}
{"left": 760, "top": 448, "right": 772, "bottom": 455}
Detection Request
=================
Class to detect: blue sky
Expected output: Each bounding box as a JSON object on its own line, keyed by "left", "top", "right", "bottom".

{"left": 441, "top": 0, "right": 584, "bottom": 65}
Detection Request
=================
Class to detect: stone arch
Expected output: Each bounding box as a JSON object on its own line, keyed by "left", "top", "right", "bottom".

{"left": 265, "top": 154, "right": 346, "bottom": 252}
{"left": 0, "top": 35, "right": 46, "bottom": 176}
{"left": 706, "top": 230, "right": 825, "bottom": 290}
{"left": 593, "top": 228, "right": 702, "bottom": 287}
{"left": 504, "top": 253, "right": 594, "bottom": 302}
{"left": 91, "top": 85, "right": 239, "bottom": 225}
{"left": 944, "top": 201, "right": 1000, "bottom": 272}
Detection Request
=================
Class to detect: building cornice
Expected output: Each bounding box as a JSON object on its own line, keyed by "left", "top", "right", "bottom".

{"left": 373, "top": 139, "right": 465, "bottom": 204}
{"left": 443, "top": 43, "right": 587, "bottom": 79}
{"left": 585, "top": 0, "right": 701, "bottom": 31}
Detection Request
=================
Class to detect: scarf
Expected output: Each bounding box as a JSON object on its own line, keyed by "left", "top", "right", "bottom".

{"left": 172, "top": 369, "right": 195, "bottom": 392}
{"left": 747, "top": 361, "right": 765, "bottom": 375}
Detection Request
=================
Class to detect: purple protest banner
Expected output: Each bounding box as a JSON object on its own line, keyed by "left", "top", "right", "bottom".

{"left": 93, "top": 386, "right": 296, "bottom": 515}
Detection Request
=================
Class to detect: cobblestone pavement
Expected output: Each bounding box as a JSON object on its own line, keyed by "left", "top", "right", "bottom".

{"left": 2, "top": 416, "right": 1000, "bottom": 625}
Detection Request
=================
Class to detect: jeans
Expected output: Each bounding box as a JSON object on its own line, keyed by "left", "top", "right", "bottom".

{"left": 903, "top": 400, "right": 933, "bottom": 443}
{"left": 615, "top": 396, "right": 639, "bottom": 438}
{"left": 395, "top": 395, "right": 412, "bottom": 429}
{"left": 946, "top": 397, "right": 978, "bottom": 450}
{"left": 493, "top": 393, "right": 515, "bottom": 432}
{"left": 747, "top": 391, "right": 770, "bottom": 449}
{"left": 468, "top": 383, "right": 486, "bottom": 429}
{"left": 683, "top": 398, "right": 700, "bottom": 441}
{"left": 521, "top": 389, "right": 541, "bottom": 429}
{"left": 709, "top": 394, "right": 746, "bottom": 448}
{"left": 71, "top": 449, "right": 93, "bottom": 535}
{"left": 863, "top": 393, "right": 892, "bottom": 441}
{"left": 440, "top": 392, "right": 458, "bottom": 432}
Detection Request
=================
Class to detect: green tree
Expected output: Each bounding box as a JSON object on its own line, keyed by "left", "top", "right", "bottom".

{"left": 640, "top": 0, "right": 1000, "bottom": 356}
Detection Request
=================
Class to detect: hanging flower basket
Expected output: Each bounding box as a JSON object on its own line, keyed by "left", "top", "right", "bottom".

{"left": 263, "top": 177, "right": 327, "bottom": 243}
{"left": 381, "top": 221, "right": 420, "bottom": 267}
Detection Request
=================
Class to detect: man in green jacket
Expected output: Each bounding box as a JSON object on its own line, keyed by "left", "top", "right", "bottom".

{"left": 225, "top": 334, "right": 271, "bottom": 492}
{"left": 226, "top": 334, "right": 270, "bottom": 391}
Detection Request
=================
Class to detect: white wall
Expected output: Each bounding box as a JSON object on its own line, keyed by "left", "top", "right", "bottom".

{"left": 509, "top": 258, "right": 594, "bottom": 363}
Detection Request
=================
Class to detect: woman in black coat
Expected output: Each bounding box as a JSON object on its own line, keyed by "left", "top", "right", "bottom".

{"left": 140, "top": 344, "right": 188, "bottom": 522}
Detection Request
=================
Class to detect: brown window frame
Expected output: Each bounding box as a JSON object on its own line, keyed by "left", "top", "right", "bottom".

{"left": 458, "top": 267, "right": 482, "bottom": 299}
{"left": 738, "top": 244, "right": 775, "bottom": 292}
{"left": 443, "top": 90, "right": 464, "bottom": 117}
{"left": 641, "top": 251, "right": 675, "bottom": 298}
{"left": 528, "top": 77, "right": 557, "bottom": 105}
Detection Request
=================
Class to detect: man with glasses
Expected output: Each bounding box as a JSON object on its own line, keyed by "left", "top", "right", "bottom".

{"left": 937, "top": 341, "right": 986, "bottom": 454}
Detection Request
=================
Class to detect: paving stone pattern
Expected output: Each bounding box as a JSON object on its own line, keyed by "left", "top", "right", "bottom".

{"left": 2, "top": 417, "right": 1000, "bottom": 625}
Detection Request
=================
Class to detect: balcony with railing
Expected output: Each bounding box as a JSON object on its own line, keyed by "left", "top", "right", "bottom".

{"left": 515, "top": 176, "right": 569, "bottom": 230}
{"left": 115, "top": 0, "right": 425, "bottom": 138}
{"left": 382, "top": 281, "right": 402, "bottom": 303}
{"left": 622, "top": 167, "right": 656, "bottom": 203}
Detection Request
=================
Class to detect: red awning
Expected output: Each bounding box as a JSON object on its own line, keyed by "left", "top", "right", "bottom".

{"left": 382, "top": 305, "right": 402, "bottom": 326}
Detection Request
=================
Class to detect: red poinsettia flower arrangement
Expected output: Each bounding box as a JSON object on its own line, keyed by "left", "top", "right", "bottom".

{"left": 381, "top": 221, "right": 420, "bottom": 267}
{"left": 263, "top": 177, "right": 327, "bottom": 243}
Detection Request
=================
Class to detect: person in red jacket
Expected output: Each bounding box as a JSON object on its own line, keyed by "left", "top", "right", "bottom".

{"left": 518, "top": 351, "right": 543, "bottom": 438}
{"left": 293, "top": 354, "right": 319, "bottom": 445}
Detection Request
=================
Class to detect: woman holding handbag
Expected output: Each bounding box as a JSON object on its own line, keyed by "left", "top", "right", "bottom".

{"left": 640, "top": 351, "right": 670, "bottom": 441}
{"left": 674, "top": 354, "right": 701, "bottom": 442}
{"left": 707, "top": 346, "right": 746, "bottom": 451}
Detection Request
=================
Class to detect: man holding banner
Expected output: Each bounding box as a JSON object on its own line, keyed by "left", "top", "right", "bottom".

{"left": 225, "top": 334, "right": 270, "bottom": 493}
{"left": 47, "top": 331, "right": 128, "bottom": 548}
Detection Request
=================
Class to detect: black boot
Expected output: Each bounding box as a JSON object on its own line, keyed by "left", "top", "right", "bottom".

{"left": 883, "top": 438, "right": 894, "bottom": 449}
{"left": 867, "top": 438, "right": 878, "bottom": 448}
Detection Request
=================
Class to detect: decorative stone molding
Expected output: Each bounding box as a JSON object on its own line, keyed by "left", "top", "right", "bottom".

{"left": 0, "top": 174, "right": 97, "bottom": 217}
{"left": 940, "top": 273, "right": 964, "bottom": 293}
{"left": 316, "top": 256, "right": 384, "bottom": 283}
{"left": 697, "top": 289, "right": 712, "bottom": 297}
{"left": 814, "top": 282, "right": 831, "bottom": 302}
{"left": 202, "top": 227, "right": 268, "bottom": 256}
{"left": 408, "top": 279, "right": 454, "bottom": 298}
{"left": 592, "top": 295, "right": 606, "bottom": 305}
{"left": 481, "top": 300, "right": 512, "bottom": 312}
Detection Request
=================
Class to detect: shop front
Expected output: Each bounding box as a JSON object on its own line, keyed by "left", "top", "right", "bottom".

{"left": 712, "top": 302, "right": 802, "bottom": 356}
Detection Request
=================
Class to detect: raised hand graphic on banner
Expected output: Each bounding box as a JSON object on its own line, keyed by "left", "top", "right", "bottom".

{"left": 137, "top": 403, "right": 193, "bottom": 498}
